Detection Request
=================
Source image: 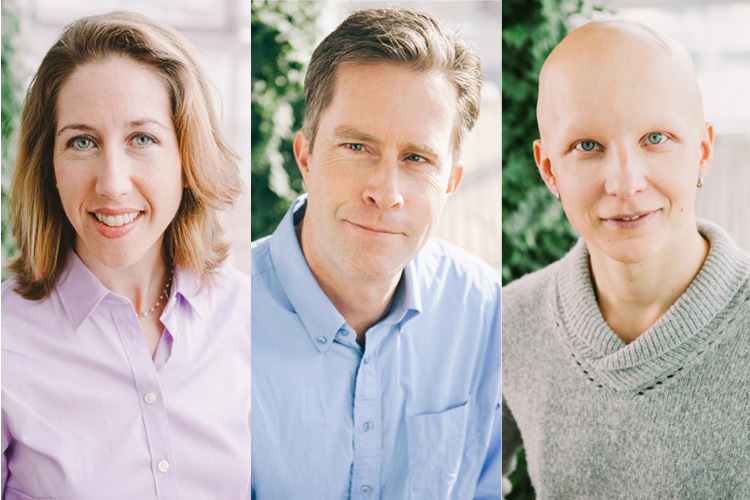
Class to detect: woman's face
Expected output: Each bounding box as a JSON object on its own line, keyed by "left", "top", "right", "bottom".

{"left": 53, "top": 56, "right": 183, "bottom": 270}
{"left": 534, "top": 32, "right": 713, "bottom": 265}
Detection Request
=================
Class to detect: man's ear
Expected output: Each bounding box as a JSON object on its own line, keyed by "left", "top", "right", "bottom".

{"left": 534, "top": 139, "right": 558, "bottom": 197}
{"left": 294, "top": 130, "right": 312, "bottom": 187}
{"left": 446, "top": 163, "right": 464, "bottom": 195}
{"left": 698, "top": 122, "right": 714, "bottom": 181}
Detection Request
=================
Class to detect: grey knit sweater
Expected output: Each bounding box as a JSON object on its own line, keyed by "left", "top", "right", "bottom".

{"left": 502, "top": 220, "right": 750, "bottom": 499}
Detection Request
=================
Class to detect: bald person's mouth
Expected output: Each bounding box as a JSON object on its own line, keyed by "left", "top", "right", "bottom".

{"left": 602, "top": 209, "right": 660, "bottom": 230}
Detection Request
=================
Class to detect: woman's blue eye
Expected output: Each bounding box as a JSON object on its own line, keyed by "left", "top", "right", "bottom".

{"left": 580, "top": 141, "right": 596, "bottom": 151}
{"left": 73, "top": 137, "right": 93, "bottom": 149}
{"left": 133, "top": 135, "right": 154, "bottom": 146}
{"left": 647, "top": 132, "right": 666, "bottom": 145}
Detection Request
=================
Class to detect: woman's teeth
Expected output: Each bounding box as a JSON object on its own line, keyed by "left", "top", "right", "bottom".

{"left": 619, "top": 215, "right": 642, "bottom": 221}
{"left": 95, "top": 212, "right": 140, "bottom": 227}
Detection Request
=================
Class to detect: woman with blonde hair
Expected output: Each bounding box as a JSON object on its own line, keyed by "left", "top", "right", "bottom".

{"left": 2, "top": 11, "right": 250, "bottom": 499}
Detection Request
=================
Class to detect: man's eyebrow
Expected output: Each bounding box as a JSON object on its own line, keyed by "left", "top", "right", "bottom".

{"left": 403, "top": 141, "right": 440, "bottom": 159}
{"left": 56, "top": 119, "right": 170, "bottom": 137}
{"left": 333, "top": 125, "right": 441, "bottom": 159}
{"left": 333, "top": 125, "right": 379, "bottom": 144}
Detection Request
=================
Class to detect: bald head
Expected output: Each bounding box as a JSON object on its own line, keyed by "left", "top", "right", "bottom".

{"left": 537, "top": 18, "right": 704, "bottom": 147}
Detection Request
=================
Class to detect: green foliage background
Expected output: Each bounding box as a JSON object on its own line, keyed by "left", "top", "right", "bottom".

{"left": 2, "top": 0, "right": 24, "bottom": 279}
{"left": 501, "top": 0, "right": 581, "bottom": 288}
{"left": 502, "top": 0, "right": 603, "bottom": 498}
{"left": 251, "top": 0, "right": 321, "bottom": 240}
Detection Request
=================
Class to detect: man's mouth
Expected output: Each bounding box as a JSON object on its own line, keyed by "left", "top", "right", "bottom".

{"left": 346, "top": 220, "right": 402, "bottom": 236}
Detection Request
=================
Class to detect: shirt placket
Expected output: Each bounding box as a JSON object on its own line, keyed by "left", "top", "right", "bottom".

{"left": 110, "top": 298, "right": 179, "bottom": 500}
{"left": 350, "top": 323, "right": 388, "bottom": 500}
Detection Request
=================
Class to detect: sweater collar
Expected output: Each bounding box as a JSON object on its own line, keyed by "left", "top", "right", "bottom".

{"left": 555, "top": 219, "right": 750, "bottom": 391}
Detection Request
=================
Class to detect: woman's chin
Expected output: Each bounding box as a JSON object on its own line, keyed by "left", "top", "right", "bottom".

{"left": 75, "top": 235, "right": 163, "bottom": 273}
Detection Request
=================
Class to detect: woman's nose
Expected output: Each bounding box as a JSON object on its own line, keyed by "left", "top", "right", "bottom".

{"left": 603, "top": 148, "right": 648, "bottom": 199}
{"left": 95, "top": 148, "right": 133, "bottom": 200}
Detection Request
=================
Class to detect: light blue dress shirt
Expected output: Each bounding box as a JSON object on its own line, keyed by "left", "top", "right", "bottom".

{"left": 251, "top": 195, "right": 501, "bottom": 499}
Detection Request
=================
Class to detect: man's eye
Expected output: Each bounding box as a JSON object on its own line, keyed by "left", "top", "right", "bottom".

{"left": 69, "top": 137, "right": 94, "bottom": 149}
{"left": 574, "top": 140, "right": 602, "bottom": 152}
{"left": 644, "top": 132, "right": 667, "bottom": 145}
{"left": 346, "top": 143, "right": 364, "bottom": 152}
{"left": 132, "top": 134, "right": 155, "bottom": 147}
{"left": 405, "top": 154, "right": 427, "bottom": 163}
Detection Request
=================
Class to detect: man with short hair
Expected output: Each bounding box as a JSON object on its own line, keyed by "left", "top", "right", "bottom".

{"left": 251, "top": 7, "right": 501, "bottom": 498}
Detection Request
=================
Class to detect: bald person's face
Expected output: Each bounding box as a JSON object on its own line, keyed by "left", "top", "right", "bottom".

{"left": 534, "top": 21, "right": 713, "bottom": 264}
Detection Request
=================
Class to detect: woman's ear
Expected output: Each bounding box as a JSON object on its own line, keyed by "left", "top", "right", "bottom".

{"left": 534, "top": 139, "right": 559, "bottom": 198}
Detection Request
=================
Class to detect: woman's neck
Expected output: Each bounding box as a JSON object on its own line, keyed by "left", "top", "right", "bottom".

{"left": 74, "top": 236, "right": 170, "bottom": 314}
{"left": 589, "top": 221, "right": 710, "bottom": 343}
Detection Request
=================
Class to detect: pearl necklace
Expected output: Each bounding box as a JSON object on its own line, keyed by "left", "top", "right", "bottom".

{"left": 136, "top": 267, "right": 174, "bottom": 318}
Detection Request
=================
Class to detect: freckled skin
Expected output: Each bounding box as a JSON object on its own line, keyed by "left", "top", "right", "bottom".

{"left": 53, "top": 57, "right": 183, "bottom": 272}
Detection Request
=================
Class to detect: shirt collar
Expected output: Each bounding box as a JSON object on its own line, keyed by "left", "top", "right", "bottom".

{"left": 270, "top": 194, "right": 422, "bottom": 352}
{"left": 170, "top": 266, "right": 206, "bottom": 319}
{"left": 56, "top": 251, "right": 206, "bottom": 332}
{"left": 56, "top": 251, "right": 111, "bottom": 332}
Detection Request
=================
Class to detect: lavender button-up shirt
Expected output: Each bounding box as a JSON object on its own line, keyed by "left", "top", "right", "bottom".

{"left": 1, "top": 253, "right": 251, "bottom": 500}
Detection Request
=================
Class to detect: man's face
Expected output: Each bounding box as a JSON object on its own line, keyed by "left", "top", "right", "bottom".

{"left": 535, "top": 31, "right": 712, "bottom": 264}
{"left": 295, "top": 62, "right": 462, "bottom": 284}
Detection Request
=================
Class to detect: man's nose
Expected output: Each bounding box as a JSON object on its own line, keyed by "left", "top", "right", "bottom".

{"left": 603, "top": 147, "right": 648, "bottom": 200}
{"left": 362, "top": 156, "right": 404, "bottom": 210}
{"left": 95, "top": 148, "right": 133, "bottom": 200}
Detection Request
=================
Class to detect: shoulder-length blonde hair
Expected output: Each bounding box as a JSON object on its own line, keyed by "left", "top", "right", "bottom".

{"left": 9, "top": 10, "right": 242, "bottom": 300}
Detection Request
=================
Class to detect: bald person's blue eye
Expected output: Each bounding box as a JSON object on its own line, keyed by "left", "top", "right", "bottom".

{"left": 575, "top": 140, "right": 602, "bottom": 152}
{"left": 645, "top": 132, "right": 667, "bottom": 145}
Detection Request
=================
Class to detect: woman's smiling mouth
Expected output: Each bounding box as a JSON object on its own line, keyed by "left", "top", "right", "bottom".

{"left": 94, "top": 211, "right": 142, "bottom": 227}
{"left": 90, "top": 210, "right": 143, "bottom": 238}
{"left": 602, "top": 210, "right": 660, "bottom": 229}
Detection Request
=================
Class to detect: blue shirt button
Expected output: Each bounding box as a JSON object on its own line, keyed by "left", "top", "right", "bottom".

{"left": 363, "top": 421, "right": 374, "bottom": 432}
{"left": 317, "top": 336, "right": 327, "bottom": 345}
{"left": 363, "top": 356, "right": 369, "bottom": 365}
{"left": 360, "top": 485, "right": 372, "bottom": 496}
{"left": 339, "top": 329, "right": 349, "bottom": 336}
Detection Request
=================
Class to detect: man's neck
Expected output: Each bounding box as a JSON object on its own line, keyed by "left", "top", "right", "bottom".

{"left": 589, "top": 220, "right": 709, "bottom": 343}
{"left": 296, "top": 220, "right": 401, "bottom": 348}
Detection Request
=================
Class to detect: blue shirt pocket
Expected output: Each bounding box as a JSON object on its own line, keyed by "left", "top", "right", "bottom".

{"left": 406, "top": 399, "right": 470, "bottom": 499}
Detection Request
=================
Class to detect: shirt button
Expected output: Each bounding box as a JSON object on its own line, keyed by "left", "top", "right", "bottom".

{"left": 157, "top": 459, "right": 170, "bottom": 473}
{"left": 317, "top": 336, "right": 327, "bottom": 345}
{"left": 363, "top": 421, "right": 374, "bottom": 432}
{"left": 363, "top": 356, "right": 369, "bottom": 365}
{"left": 144, "top": 392, "right": 157, "bottom": 405}
{"left": 360, "top": 485, "right": 372, "bottom": 496}
{"left": 339, "top": 329, "right": 349, "bottom": 337}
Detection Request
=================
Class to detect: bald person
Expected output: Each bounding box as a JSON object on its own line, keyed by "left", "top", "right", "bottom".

{"left": 502, "top": 18, "right": 750, "bottom": 499}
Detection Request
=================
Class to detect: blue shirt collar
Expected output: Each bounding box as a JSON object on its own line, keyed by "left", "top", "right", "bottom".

{"left": 269, "top": 195, "right": 421, "bottom": 352}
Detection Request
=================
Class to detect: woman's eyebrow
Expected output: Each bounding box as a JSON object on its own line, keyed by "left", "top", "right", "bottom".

{"left": 56, "top": 119, "right": 170, "bottom": 137}
{"left": 56, "top": 123, "right": 94, "bottom": 137}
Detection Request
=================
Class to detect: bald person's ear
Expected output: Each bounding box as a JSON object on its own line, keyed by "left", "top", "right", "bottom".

{"left": 534, "top": 139, "right": 559, "bottom": 197}
{"left": 698, "top": 122, "right": 714, "bottom": 182}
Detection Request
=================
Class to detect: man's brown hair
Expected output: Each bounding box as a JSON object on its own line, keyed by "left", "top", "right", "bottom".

{"left": 8, "top": 11, "right": 241, "bottom": 300}
{"left": 302, "top": 7, "right": 482, "bottom": 162}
